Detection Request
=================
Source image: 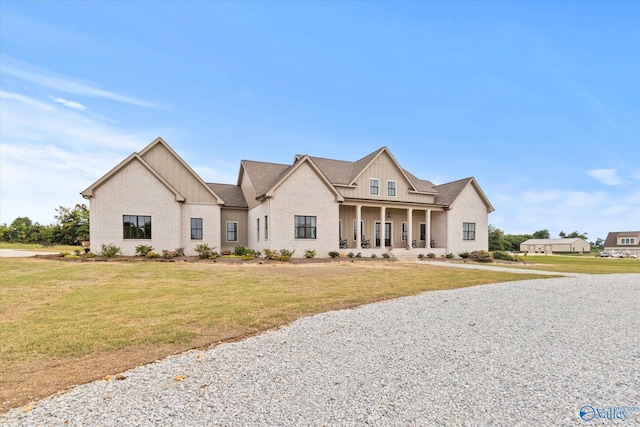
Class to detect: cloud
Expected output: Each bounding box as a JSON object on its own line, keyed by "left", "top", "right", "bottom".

{"left": 586, "top": 168, "right": 623, "bottom": 186}
{"left": 2, "top": 59, "right": 160, "bottom": 109}
{"left": 48, "top": 96, "right": 87, "bottom": 110}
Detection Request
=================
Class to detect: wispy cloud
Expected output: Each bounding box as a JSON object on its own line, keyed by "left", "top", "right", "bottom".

{"left": 586, "top": 169, "right": 623, "bottom": 186}
{"left": 48, "top": 96, "right": 87, "bottom": 111}
{"left": 2, "top": 59, "right": 160, "bottom": 109}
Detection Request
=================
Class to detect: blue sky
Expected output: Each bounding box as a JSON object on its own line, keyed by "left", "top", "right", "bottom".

{"left": 1, "top": 1, "right": 638, "bottom": 241}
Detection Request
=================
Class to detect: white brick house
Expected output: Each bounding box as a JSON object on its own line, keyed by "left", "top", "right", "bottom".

{"left": 82, "top": 138, "right": 494, "bottom": 257}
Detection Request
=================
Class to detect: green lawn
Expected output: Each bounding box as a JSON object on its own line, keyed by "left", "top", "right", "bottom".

{"left": 513, "top": 254, "right": 640, "bottom": 274}
{"left": 0, "top": 257, "right": 548, "bottom": 411}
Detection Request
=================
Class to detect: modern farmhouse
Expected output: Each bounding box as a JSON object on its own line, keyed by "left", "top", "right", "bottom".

{"left": 81, "top": 138, "right": 494, "bottom": 257}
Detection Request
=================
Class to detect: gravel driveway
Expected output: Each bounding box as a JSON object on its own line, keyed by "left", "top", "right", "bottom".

{"left": 3, "top": 274, "right": 639, "bottom": 426}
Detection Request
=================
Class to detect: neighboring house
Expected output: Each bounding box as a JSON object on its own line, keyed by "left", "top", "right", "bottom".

{"left": 603, "top": 231, "right": 640, "bottom": 255}
{"left": 520, "top": 238, "right": 591, "bottom": 254}
{"left": 82, "top": 138, "right": 494, "bottom": 257}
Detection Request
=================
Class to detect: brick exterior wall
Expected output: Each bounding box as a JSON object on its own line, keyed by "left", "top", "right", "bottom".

{"left": 88, "top": 159, "right": 182, "bottom": 256}
{"left": 263, "top": 162, "right": 339, "bottom": 257}
{"left": 180, "top": 203, "right": 222, "bottom": 256}
{"left": 445, "top": 183, "right": 489, "bottom": 255}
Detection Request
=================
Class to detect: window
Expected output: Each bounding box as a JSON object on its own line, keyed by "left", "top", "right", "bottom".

{"left": 123, "top": 215, "right": 151, "bottom": 239}
{"left": 419, "top": 223, "right": 426, "bottom": 241}
{"left": 264, "top": 216, "right": 268, "bottom": 240}
{"left": 370, "top": 178, "right": 379, "bottom": 195}
{"left": 353, "top": 220, "right": 363, "bottom": 240}
{"left": 257, "top": 218, "right": 260, "bottom": 241}
{"left": 295, "top": 215, "right": 316, "bottom": 239}
{"left": 621, "top": 238, "right": 635, "bottom": 245}
{"left": 190, "top": 218, "right": 203, "bottom": 240}
{"left": 226, "top": 221, "right": 238, "bottom": 242}
{"left": 387, "top": 180, "right": 396, "bottom": 197}
{"left": 401, "top": 222, "right": 408, "bottom": 241}
{"left": 463, "top": 222, "right": 476, "bottom": 240}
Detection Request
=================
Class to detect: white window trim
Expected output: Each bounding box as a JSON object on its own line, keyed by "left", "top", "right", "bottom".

{"left": 387, "top": 180, "right": 397, "bottom": 197}
{"left": 369, "top": 178, "right": 380, "bottom": 196}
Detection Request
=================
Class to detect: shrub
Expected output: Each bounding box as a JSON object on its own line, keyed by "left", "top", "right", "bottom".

{"left": 355, "top": 252, "right": 362, "bottom": 258}
{"left": 278, "top": 249, "right": 295, "bottom": 261}
{"left": 234, "top": 245, "right": 248, "bottom": 256}
{"left": 382, "top": 253, "right": 390, "bottom": 259}
{"left": 459, "top": 252, "right": 470, "bottom": 259}
{"left": 469, "top": 250, "right": 493, "bottom": 263}
{"left": 194, "top": 243, "right": 215, "bottom": 259}
{"left": 74, "top": 249, "right": 82, "bottom": 256}
{"left": 371, "top": 253, "right": 377, "bottom": 258}
{"left": 347, "top": 252, "right": 355, "bottom": 258}
{"left": 328, "top": 251, "right": 339, "bottom": 258}
{"left": 492, "top": 250, "right": 516, "bottom": 261}
{"left": 263, "top": 249, "right": 278, "bottom": 260}
{"left": 418, "top": 253, "right": 425, "bottom": 259}
{"left": 426, "top": 253, "right": 436, "bottom": 259}
{"left": 446, "top": 253, "right": 454, "bottom": 259}
{"left": 135, "top": 244, "right": 154, "bottom": 256}
{"left": 174, "top": 247, "right": 185, "bottom": 257}
{"left": 161, "top": 249, "right": 177, "bottom": 259}
{"left": 146, "top": 251, "right": 160, "bottom": 259}
{"left": 305, "top": 249, "right": 317, "bottom": 259}
{"left": 100, "top": 244, "right": 121, "bottom": 258}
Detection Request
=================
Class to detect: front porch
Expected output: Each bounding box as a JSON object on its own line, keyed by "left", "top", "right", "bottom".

{"left": 338, "top": 203, "right": 446, "bottom": 252}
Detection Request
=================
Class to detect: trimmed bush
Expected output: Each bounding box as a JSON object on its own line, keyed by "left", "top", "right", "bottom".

{"left": 492, "top": 250, "right": 516, "bottom": 261}
{"left": 418, "top": 253, "right": 425, "bottom": 259}
{"left": 194, "top": 243, "right": 215, "bottom": 259}
{"left": 459, "top": 252, "right": 470, "bottom": 259}
{"left": 328, "top": 251, "right": 340, "bottom": 258}
{"left": 234, "top": 246, "right": 248, "bottom": 256}
{"left": 426, "top": 253, "right": 436, "bottom": 259}
{"left": 305, "top": 249, "right": 317, "bottom": 259}
{"left": 355, "top": 252, "right": 362, "bottom": 258}
{"left": 347, "top": 252, "right": 355, "bottom": 258}
{"left": 278, "top": 249, "right": 295, "bottom": 261}
{"left": 446, "top": 253, "right": 454, "bottom": 259}
{"left": 100, "top": 244, "right": 121, "bottom": 258}
{"left": 469, "top": 250, "right": 493, "bottom": 263}
{"left": 382, "top": 253, "right": 390, "bottom": 259}
{"left": 135, "top": 244, "right": 154, "bottom": 256}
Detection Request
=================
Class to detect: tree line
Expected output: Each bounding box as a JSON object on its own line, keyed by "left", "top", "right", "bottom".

{"left": 489, "top": 225, "right": 603, "bottom": 252}
{"left": 0, "top": 204, "right": 89, "bottom": 246}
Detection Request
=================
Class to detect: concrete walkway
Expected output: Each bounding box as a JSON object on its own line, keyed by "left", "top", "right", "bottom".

{"left": 0, "top": 249, "right": 55, "bottom": 258}
{"left": 418, "top": 259, "right": 584, "bottom": 276}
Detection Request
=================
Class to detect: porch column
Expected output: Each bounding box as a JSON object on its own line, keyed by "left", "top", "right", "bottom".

{"left": 407, "top": 208, "right": 413, "bottom": 248}
{"left": 426, "top": 209, "right": 432, "bottom": 248}
{"left": 356, "top": 205, "right": 362, "bottom": 249}
{"left": 380, "top": 206, "right": 386, "bottom": 248}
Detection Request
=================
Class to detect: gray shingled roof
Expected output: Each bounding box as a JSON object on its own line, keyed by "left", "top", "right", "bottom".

{"left": 604, "top": 231, "right": 640, "bottom": 248}
{"left": 433, "top": 177, "right": 472, "bottom": 206}
{"left": 207, "top": 183, "right": 248, "bottom": 208}
{"left": 403, "top": 169, "right": 437, "bottom": 194}
{"left": 240, "top": 160, "right": 291, "bottom": 198}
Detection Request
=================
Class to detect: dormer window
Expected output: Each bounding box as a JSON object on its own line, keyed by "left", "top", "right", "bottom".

{"left": 370, "top": 178, "right": 379, "bottom": 195}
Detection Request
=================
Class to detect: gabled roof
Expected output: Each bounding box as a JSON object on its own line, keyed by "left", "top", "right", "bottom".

{"left": 265, "top": 156, "right": 344, "bottom": 201}
{"left": 239, "top": 160, "right": 291, "bottom": 198}
{"left": 140, "top": 137, "right": 224, "bottom": 204}
{"left": 81, "top": 153, "right": 185, "bottom": 202}
{"left": 434, "top": 177, "right": 495, "bottom": 212}
{"left": 521, "top": 238, "right": 587, "bottom": 245}
{"left": 208, "top": 183, "right": 248, "bottom": 208}
{"left": 604, "top": 231, "right": 640, "bottom": 247}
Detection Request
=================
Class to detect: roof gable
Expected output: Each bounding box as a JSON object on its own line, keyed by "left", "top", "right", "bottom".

{"left": 239, "top": 160, "right": 291, "bottom": 199}
{"left": 348, "top": 147, "right": 425, "bottom": 192}
{"left": 81, "top": 153, "right": 185, "bottom": 202}
{"left": 139, "top": 137, "right": 223, "bottom": 204}
{"left": 266, "top": 156, "right": 344, "bottom": 202}
{"left": 604, "top": 231, "right": 640, "bottom": 247}
{"left": 434, "top": 177, "right": 494, "bottom": 212}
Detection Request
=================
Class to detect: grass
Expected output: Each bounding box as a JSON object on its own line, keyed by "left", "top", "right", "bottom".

{"left": 0, "top": 242, "right": 81, "bottom": 253}
{"left": 0, "top": 257, "right": 549, "bottom": 411}
{"left": 512, "top": 254, "right": 640, "bottom": 274}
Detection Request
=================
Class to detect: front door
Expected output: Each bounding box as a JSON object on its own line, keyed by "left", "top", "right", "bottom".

{"left": 375, "top": 222, "right": 392, "bottom": 247}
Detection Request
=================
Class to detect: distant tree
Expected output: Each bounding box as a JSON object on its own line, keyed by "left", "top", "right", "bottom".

{"left": 8, "top": 217, "right": 37, "bottom": 242}
{"left": 566, "top": 231, "right": 588, "bottom": 240}
{"left": 532, "top": 229, "right": 550, "bottom": 239}
{"left": 488, "top": 225, "right": 507, "bottom": 251}
{"left": 592, "top": 238, "right": 604, "bottom": 249}
{"left": 52, "top": 204, "right": 90, "bottom": 245}
{"left": 504, "top": 233, "right": 532, "bottom": 252}
{"left": 558, "top": 231, "right": 566, "bottom": 238}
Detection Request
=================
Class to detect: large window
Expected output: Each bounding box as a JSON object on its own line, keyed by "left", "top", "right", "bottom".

{"left": 419, "top": 223, "right": 426, "bottom": 241}
{"left": 388, "top": 180, "right": 396, "bottom": 197}
{"left": 295, "top": 215, "right": 316, "bottom": 239}
{"left": 463, "top": 222, "right": 476, "bottom": 240}
{"left": 191, "top": 218, "right": 203, "bottom": 240}
{"left": 370, "top": 178, "right": 379, "bottom": 195}
{"left": 123, "top": 215, "right": 151, "bottom": 239}
{"left": 226, "top": 221, "right": 238, "bottom": 242}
